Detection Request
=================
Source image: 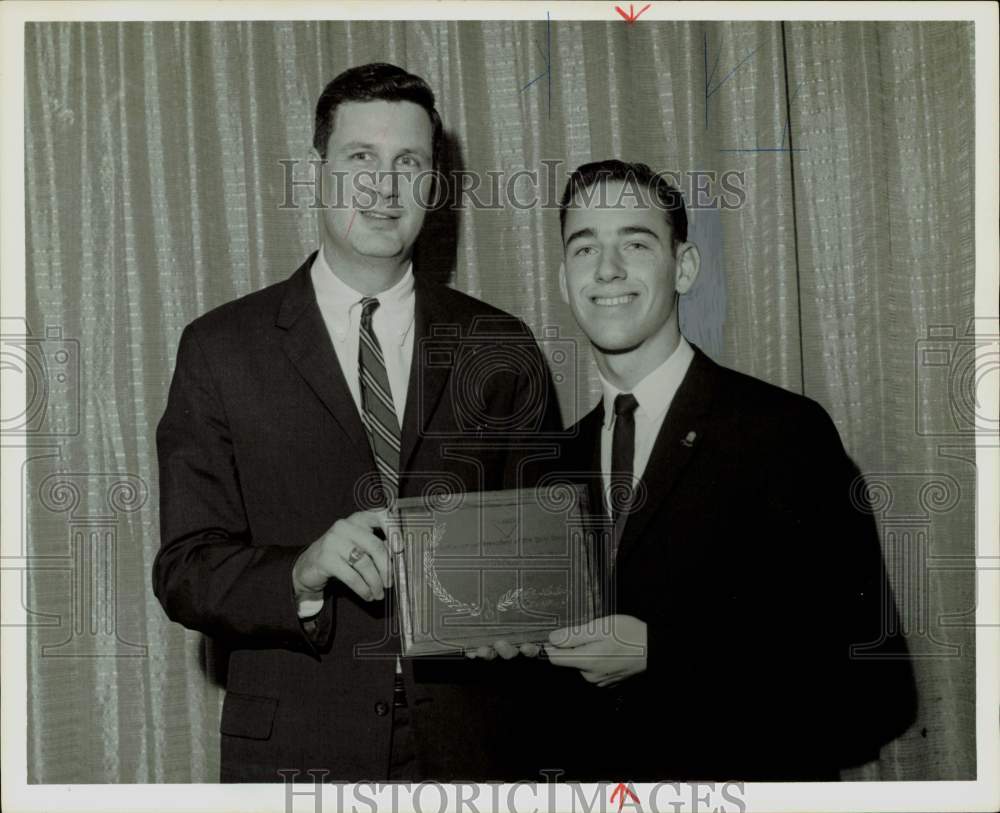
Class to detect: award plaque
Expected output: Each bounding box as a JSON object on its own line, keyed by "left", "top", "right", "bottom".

{"left": 387, "top": 485, "right": 600, "bottom": 656}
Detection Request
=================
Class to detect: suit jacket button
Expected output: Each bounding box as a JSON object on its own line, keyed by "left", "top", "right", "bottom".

{"left": 374, "top": 701, "right": 389, "bottom": 717}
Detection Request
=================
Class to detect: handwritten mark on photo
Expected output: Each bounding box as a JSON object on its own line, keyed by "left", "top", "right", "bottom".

{"left": 615, "top": 4, "right": 651, "bottom": 24}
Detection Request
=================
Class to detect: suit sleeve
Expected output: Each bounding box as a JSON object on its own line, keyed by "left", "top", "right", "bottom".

{"left": 640, "top": 399, "right": 917, "bottom": 772}
{"left": 800, "top": 404, "right": 918, "bottom": 766}
{"left": 153, "top": 324, "right": 330, "bottom": 652}
{"left": 500, "top": 324, "right": 565, "bottom": 490}
{"left": 758, "top": 401, "right": 917, "bottom": 767}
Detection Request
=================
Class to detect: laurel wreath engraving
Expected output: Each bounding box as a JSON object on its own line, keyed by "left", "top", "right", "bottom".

{"left": 422, "top": 522, "right": 565, "bottom": 620}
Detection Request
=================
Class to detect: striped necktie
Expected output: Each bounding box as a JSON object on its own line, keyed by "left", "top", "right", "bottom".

{"left": 358, "top": 297, "right": 401, "bottom": 503}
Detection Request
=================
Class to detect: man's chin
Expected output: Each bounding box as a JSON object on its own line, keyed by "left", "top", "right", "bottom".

{"left": 349, "top": 237, "right": 407, "bottom": 260}
{"left": 589, "top": 336, "right": 643, "bottom": 356}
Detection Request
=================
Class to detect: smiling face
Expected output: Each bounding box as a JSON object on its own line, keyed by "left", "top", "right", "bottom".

{"left": 560, "top": 179, "right": 699, "bottom": 383}
{"left": 319, "top": 99, "right": 434, "bottom": 288}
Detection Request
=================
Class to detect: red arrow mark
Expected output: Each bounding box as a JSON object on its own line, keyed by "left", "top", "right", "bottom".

{"left": 615, "top": 3, "right": 651, "bottom": 24}
{"left": 610, "top": 782, "right": 640, "bottom": 812}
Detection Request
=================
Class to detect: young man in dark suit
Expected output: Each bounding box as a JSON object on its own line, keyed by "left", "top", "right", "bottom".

{"left": 539, "top": 160, "right": 917, "bottom": 780}
{"left": 153, "top": 63, "right": 561, "bottom": 782}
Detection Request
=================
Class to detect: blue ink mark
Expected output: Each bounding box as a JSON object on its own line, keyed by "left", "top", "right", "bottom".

{"left": 718, "top": 78, "right": 808, "bottom": 153}
{"left": 708, "top": 46, "right": 761, "bottom": 97}
{"left": 718, "top": 147, "right": 807, "bottom": 153}
{"left": 681, "top": 206, "right": 727, "bottom": 360}
{"left": 520, "top": 12, "right": 552, "bottom": 118}
{"left": 780, "top": 80, "right": 806, "bottom": 149}
{"left": 705, "top": 36, "right": 722, "bottom": 99}
{"left": 704, "top": 31, "right": 709, "bottom": 130}
{"left": 704, "top": 31, "right": 761, "bottom": 131}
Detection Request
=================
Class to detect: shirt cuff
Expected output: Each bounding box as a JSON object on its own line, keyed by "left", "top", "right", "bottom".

{"left": 296, "top": 595, "right": 325, "bottom": 619}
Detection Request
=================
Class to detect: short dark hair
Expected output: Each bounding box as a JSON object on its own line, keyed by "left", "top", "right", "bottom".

{"left": 313, "top": 62, "right": 443, "bottom": 166}
{"left": 559, "top": 160, "right": 688, "bottom": 248}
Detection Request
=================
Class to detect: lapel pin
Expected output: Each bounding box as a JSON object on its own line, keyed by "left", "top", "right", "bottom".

{"left": 681, "top": 430, "right": 697, "bottom": 447}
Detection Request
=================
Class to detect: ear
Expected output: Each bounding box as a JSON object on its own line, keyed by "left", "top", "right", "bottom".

{"left": 673, "top": 242, "right": 701, "bottom": 295}
{"left": 558, "top": 261, "right": 569, "bottom": 305}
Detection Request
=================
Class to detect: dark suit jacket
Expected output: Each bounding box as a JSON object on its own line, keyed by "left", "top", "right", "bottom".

{"left": 543, "top": 346, "right": 917, "bottom": 781}
{"left": 154, "top": 253, "right": 562, "bottom": 782}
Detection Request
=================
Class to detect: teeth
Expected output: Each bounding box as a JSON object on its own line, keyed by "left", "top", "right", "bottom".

{"left": 593, "top": 295, "right": 634, "bottom": 306}
{"left": 362, "top": 211, "right": 393, "bottom": 219}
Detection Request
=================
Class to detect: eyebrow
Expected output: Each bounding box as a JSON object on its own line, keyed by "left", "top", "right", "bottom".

{"left": 339, "top": 141, "right": 430, "bottom": 158}
{"left": 564, "top": 227, "right": 597, "bottom": 246}
{"left": 617, "top": 226, "right": 660, "bottom": 240}
{"left": 564, "top": 224, "right": 661, "bottom": 246}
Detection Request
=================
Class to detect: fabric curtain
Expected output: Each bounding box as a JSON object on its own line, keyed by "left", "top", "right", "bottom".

{"left": 23, "top": 20, "right": 975, "bottom": 782}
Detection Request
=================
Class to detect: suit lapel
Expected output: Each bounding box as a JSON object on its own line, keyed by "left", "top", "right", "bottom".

{"left": 615, "top": 348, "right": 720, "bottom": 566}
{"left": 575, "top": 405, "right": 617, "bottom": 613}
{"left": 276, "top": 252, "right": 368, "bottom": 453}
{"left": 577, "top": 404, "right": 605, "bottom": 520}
{"left": 399, "top": 278, "right": 457, "bottom": 473}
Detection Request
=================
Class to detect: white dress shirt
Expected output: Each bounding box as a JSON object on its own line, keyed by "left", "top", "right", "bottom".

{"left": 599, "top": 337, "right": 695, "bottom": 516}
{"left": 297, "top": 248, "right": 416, "bottom": 640}
{"left": 311, "top": 246, "right": 416, "bottom": 426}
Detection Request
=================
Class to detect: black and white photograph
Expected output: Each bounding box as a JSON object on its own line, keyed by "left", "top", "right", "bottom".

{"left": 1, "top": 2, "right": 997, "bottom": 812}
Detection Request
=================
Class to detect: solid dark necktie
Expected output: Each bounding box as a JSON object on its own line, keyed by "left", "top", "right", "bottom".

{"left": 610, "top": 392, "right": 639, "bottom": 527}
{"left": 358, "top": 297, "right": 401, "bottom": 504}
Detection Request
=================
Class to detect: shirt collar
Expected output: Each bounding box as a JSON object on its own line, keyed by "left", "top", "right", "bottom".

{"left": 599, "top": 337, "right": 695, "bottom": 429}
{"left": 311, "top": 245, "right": 416, "bottom": 343}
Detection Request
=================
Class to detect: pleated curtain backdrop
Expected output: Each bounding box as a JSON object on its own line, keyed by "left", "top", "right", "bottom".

{"left": 23, "top": 20, "right": 975, "bottom": 782}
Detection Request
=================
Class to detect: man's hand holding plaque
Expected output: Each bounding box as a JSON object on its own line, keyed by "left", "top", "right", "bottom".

{"left": 463, "top": 640, "right": 543, "bottom": 660}
{"left": 292, "top": 509, "right": 393, "bottom": 606}
{"left": 544, "top": 614, "right": 647, "bottom": 687}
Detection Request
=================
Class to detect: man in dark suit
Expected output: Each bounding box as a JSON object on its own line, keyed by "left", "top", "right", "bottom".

{"left": 153, "top": 63, "right": 561, "bottom": 782}
{"left": 539, "top": 160, "right": 917, "bottom": 780}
